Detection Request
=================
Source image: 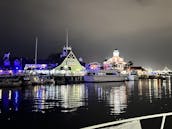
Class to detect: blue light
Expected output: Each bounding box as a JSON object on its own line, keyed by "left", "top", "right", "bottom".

{"left": 15, "top": 91, "right": 19, "bottom": 101}
{"left": 4, "top": 59, "right": 10, "bottom": 67}
{"left": 38, "top": 89, "right": 42, "bottom": 99}
{"left": 14, "top": 91, "right": 19, "bottom": 111}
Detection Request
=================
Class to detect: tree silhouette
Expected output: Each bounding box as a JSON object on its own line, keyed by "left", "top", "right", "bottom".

{"left": 127, "top": 61, "right": 134, "bottom": 67}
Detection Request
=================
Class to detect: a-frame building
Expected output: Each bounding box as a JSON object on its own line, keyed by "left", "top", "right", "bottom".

{"left": 51, "top": 31, "right": 85, "bottom": 76}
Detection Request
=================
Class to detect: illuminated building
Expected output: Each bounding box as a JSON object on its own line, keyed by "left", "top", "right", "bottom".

{"left": 86, "top": 62, "right": 101, "bottom": 70}
{"left": 161, "top": 66, "right": 172, "bottom": 75}
{"left": 24, "top": 64, "right": 48, "bottom": 70}
{"left": 51, "top": 31, "right": 85, "bottom": 76}
{"left": 103, "top": 49, "right": 126, "bottom": 71}
{"left": 22, "top": 31, "right": 85, "bottom": 76}
{"left": 129, "top": 66, "right": 147, "bottom": 76}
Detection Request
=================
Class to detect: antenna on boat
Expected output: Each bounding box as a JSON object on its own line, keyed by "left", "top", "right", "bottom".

{"left": 35, "top": 36, "right": 38, "bottom": 64}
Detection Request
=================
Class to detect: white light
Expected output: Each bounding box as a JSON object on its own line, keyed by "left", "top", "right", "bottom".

{"left": 64, "top": 65, "right": 68, "bottom": 69}
{"left": 61, "top": 70, "right": 66, "bottom": 74}
{"left": 113, "top": 49, "right": 119, "bottom": 57}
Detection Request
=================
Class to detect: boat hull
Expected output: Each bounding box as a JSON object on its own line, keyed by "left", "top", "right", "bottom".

{"left": 127, "top": 75, "right": 139, "bottom": 81}
{"left": 84, "top": 75, "right": 125, "bottom": 82}
{"left": 0, "top": 76, "right": 23, "bottom": 87}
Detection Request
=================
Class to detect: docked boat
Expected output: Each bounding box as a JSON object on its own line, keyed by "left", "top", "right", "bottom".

{"left": 127, "top": 70, "right": 139, "bottom": 81}
{"left": 84, "top": 69, "right": 126, "bottom": 82}
{"left": 22, "top": 75, "right": 41, "bottom": 85}
{"left": 39, "top": 75, "right": 55, "bottom": 84}
{"left": 23, "top": 74, "right": 55, "bottom": 85}
{"left": 0, "top": 75, "right": 23, "bottom": 87}
{"left": 127, "top": 74, "right": 139, "bottom": 81}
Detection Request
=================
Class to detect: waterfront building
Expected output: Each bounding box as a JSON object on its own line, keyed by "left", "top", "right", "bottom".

{"left": 86, "top": 62, "right": 101, "bottom": 70}
{"left": 21, "top": 32, "right": 85, "bottom": 76}
{"left": 128, "top": 66, "right": 147, "bottom": 76}
{"left": 149, "top": 66, "right": 172, "bottom": 76}
{"left": 24, "top": 64, "right": 48, "bottom": 70}
{"left": 51, "top": 31, "right": 85, "bottom": 76}
{"left": 24, "top": 64, "right": 50, "bottom": 75}
{"left": 161, "top": 66, "right": 172, "bottom": 75}
{"left": 103, "top": 49, "right": 127, "bottom": 71}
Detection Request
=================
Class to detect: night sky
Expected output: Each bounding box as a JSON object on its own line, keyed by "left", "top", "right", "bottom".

{"left": 0, "top": 0, "right": 172, "bottom": 69}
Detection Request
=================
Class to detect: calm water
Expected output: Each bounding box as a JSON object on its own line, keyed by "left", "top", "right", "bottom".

{"left": 0, "top": 79, "right": 172, "bottom": 129}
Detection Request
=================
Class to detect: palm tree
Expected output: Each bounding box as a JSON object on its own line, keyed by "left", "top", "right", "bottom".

{"left": 127, "top": 61, "right": 133, "bottom": 67}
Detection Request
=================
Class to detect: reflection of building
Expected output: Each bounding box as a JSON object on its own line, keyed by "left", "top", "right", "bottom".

{"left": 28, "top": 84, "right": 87, "bottom": 112}
{"left": 0, "top": 89, "right": 20, "bottom": 112}
{"left": 57, "top": 84, "right": 87, "bottom": 111}
{"left": 94, "top": 82, "right": 127, "bottom": 115}
{"left": 109, "top": 85, "right": 127, "bottom": 114}
{"left": 136, "top": 79, "right": 164, "bottom": 102}
{"left": 103, "top": 49, "right": 126, "bottom": 71}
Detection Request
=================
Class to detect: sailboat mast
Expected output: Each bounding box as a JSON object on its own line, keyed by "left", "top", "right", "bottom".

{"left": 35, "top": 36, "right": 38, "bottom": 64}
{"left": 66, "top": 29, "right": 69, "bottom": 48}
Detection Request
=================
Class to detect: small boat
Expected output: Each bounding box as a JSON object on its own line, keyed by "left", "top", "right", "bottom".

{"left": 23, "top": 75, "right": 41, "bottom": 85}
{"left": 0, "top": 75, "right": 23, "bottom": 87}
{"left": 23, "top": 75, "right": 55, "bottom": 85}
{"left": 39, "top": 75, "right": 55, "bottom": 84}
{"left": 84, "top": 70, "right": 126, "bottom": 82}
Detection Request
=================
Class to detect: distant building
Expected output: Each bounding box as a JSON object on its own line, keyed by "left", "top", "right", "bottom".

{"left": 103, "top": 49, "right": 126, "bottom": 71}
{"left": 24, "top": 64, "right": 48, "bottom": 70}
{"left": 86, "top": 62, "right": 101, "bottom": 70}
{"left": 159, "top": 66, "right": 172, "bottom": 75}
{"left": 129, "top": 66, "right": 147, "bottom": 76}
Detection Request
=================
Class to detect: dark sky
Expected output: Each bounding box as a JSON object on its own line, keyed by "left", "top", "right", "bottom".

{"left": 0, "top": 0, "right": 172, "bottom": 69}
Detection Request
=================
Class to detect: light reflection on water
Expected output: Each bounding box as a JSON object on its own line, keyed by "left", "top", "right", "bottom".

{"left": 25, "top": 84, "right": 88, "bottom": 112}
{"left": 92, "top": 82, "right": 127, "bottom": 115}
{"left": 0, "top": 79, "right": 172, "bottom": 115}
{"left": 0, "top": 89, "right": 20, "bottom": 112}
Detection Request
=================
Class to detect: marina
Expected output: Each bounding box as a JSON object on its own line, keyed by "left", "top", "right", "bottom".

{"left": 0, "top": 34, "right": 171, "bottom": 86}
{"left": 1, "top": 0, "right": 172, "bottom": 128}
{"left": 0, "top": 34, "right": 172, "bottom": 129}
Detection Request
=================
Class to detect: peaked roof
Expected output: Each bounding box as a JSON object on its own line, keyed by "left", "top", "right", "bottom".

{"left": 58, "top": 50, "right": 82, "bottom": 66}
{"left": 53, "top": 50, "right": 85, "bottom": 71}
{"left": 162, "top": 66, "right": 172, "bottom": 72}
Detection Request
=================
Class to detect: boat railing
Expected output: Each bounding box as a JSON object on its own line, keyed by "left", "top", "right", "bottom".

{"left": 81, "top": 112, "right": 172, "bottom": 129}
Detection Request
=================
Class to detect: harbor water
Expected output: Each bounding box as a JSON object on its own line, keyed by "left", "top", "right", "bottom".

{"left": 0, "top": 79, "right": 172, "bottom": 129}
